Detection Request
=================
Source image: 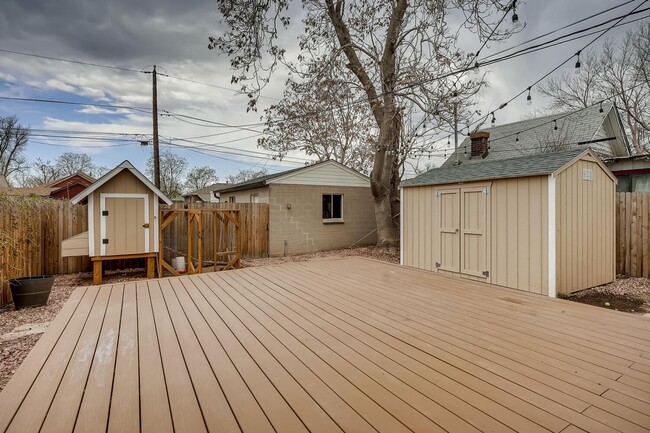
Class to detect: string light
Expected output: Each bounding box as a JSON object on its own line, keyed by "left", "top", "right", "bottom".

{"left": 447, "top": 135, "right": 450, "bottom": 146}
{"left": 526, "top": 87, "right": 532, "bottom": 106}
{"left": 512, "top": 0, "right": 519, "bottom": 25}
{"left": 574, "top": 50, "right": 581, "bottom": 74}
{"left": 599, "top": 101, "right": 604, "bottom": 113}
{"left": 554, "top": 119, "right": 558, "bottom": 130}
{"left": 491, "top": 112, "right": 496, "bottom": 126}
{"left": 515, "top": 132, "right": 519, "bottom": 142}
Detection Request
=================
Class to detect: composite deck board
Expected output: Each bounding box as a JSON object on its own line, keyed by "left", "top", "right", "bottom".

{"left": 286, "top": 262, "right": 650, "bottom": 411}
{"left": 0, "top": 257, "right": 649, "bottom": 433}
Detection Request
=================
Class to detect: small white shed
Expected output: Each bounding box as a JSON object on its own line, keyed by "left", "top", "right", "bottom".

{"left": 62, "top": 161, "right": 172, "bottom": 283}
{"left": 401, "top": 148, "right": 617, "bottom": 297}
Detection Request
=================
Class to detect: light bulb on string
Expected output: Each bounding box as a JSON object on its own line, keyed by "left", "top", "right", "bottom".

{"left": 526, "top": 87, "right": 532, "bottom": 106}
{"left": 491, "top": 112, "right": 496, "bottom": 126}
{"left": 515, "top": 133, "right": 519, "bottom": 143}
{"left": 447, "top": 136, "right": 450, "bottom": 146}
{"left": 554, "top": 120, "right": 558, "bottom": 131}
{"left": 574, "top": 51, "right": 581, "bottom": 75}
{"left": 599, "top": 101, "right": 604, "bottom": 113}
{"left": 512, "top": 0, "right": 519, "bottom": 24}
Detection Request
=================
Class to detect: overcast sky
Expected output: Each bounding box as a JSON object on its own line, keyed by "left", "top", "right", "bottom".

{"left": 0, "top": 0, "right": 644, "bottom": 180}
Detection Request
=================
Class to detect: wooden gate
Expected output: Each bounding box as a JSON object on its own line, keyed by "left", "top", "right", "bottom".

{"left": 158, "top": 208, "right": 241, "bottom": 277}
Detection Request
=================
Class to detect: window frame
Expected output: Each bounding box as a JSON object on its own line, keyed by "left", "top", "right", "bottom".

{"left": 322, "top": 193, "right": 344, "bottom": 223}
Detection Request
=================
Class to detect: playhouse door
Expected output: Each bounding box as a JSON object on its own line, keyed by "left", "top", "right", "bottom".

{"left": 436, "top": 188, "right": 460, "bottom": 273}
{"left": 460, "top": 187, "right": 489, "bottom": 280}
{"left": 101, "top": 195, "right": 149, "bottom": 256}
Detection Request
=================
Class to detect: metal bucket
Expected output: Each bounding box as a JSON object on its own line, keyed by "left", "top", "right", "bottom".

{"left": 9, "top": 275, "right": 55, "bottom": 309}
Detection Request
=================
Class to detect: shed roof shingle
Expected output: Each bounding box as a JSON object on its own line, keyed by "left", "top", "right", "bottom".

{"left": 402, "top": 148, "right": 585, "bottom": 187}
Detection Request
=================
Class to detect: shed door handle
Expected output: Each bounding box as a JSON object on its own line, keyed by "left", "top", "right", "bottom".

{"left": 143, "top": 223, "right": 150, "bottom": 229}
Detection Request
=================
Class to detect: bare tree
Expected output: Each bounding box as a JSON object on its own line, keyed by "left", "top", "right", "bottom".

{"left": 259, "top": 68, "right": 377, "bottom": 174}
{"left": 185, "top": 166, "right": 219, "bottom": 191}
{"left": 147, "top": 149, "right": 188, "bottom": 199}
{"left": 20, "top": 158, "right": 60, "bottom": 187}
{"left": 0, "top": 116, "right": 29, "bottom": 183}
{"left": 538, "top": 23, "right": 650, "bottom": 154}
{"left": 54, "top": 152, "right": 108, "bottom": 177}
{"left": 211, "top": 0, "right": 513, "bottom": 245}
{"left": 225, "top": 168, "right": 269, "bottom": 184}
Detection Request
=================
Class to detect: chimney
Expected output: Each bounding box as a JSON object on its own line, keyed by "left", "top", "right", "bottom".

{"left": 470, "top": 131, "right": 490, "bottom": 158}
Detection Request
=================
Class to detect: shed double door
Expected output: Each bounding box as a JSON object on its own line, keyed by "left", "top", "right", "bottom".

{"left": 436, "top": 187, "right": 490, "bottom": 280}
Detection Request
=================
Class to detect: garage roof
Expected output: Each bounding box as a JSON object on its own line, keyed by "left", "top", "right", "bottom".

{"left": 403, "top": 148, "right": 589, "bottom": 188}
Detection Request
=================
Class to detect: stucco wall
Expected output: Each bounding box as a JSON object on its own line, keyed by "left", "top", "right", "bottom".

{"left": 268, "top": 184, "right": 376, "bottom": 256}
{"left": 223, "top": 186, "right": 270, "bottom": 204}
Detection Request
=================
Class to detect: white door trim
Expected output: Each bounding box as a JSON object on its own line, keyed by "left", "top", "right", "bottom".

{"left": 100, "top": 193, "right": 150, "bottom": 256}
{"left": 548, "top": 175, "right": 557, "bottom": 298}
{"left": 153, "top": 198, "right": 159, "bottom": 253}
{"left": 88, "top": 193, "right": 95, "bottom": 256}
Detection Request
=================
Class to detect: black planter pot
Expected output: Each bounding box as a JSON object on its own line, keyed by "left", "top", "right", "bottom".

{"left": 9, "top": 275, "right": 54, "bottom": 309}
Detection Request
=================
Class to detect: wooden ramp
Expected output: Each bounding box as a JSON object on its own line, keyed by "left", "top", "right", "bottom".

{"left": 1, "top": 257, "right": 649, "bottom": 433}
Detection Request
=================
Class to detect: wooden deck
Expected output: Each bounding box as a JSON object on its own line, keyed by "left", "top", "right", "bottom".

{"left": 1, "top": 257, "right": 649, "bottom": 433}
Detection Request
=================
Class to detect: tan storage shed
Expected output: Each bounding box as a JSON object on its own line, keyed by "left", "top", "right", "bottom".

{"left": 401, "top": 148, "right": 617, "bottom": 296}
{"left": 61, "top": 160, "right": 172, "bottom": 283}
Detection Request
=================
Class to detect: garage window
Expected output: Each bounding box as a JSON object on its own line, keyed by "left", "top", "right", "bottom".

{"left": 322, "top": 194, "right": 343, "bottom": 222}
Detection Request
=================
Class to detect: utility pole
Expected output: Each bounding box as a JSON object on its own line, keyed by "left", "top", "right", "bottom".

{"left": 453, "top": 100, "right": 459, "bottom": 165}
{"left": 152, "top": 65, "right": 161, "bottom": 188}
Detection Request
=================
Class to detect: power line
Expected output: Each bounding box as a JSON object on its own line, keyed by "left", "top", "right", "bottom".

{"left": 158, "top": 73, "right": 280, "bottom": 101}
{"left": 468, "top": 0, "right": 649, "bottom": 132}
{"left": 0, "top": 48, "right": 144, "bottom": 73}
{"left": 0, "top": 96, "right": 151, "bottom": 113}
{"left": 481, "top": 0, "right": 640, "bottom": 61}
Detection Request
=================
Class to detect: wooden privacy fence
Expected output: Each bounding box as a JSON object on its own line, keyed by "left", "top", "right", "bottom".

{"left": 0, "top": 197, "right": 269, "bottom": 307}
{"left": 0, "top": 196, "right": 91, "bottom": 306}
{"left": 616, "top": 192, "right": 650, "bottom": 278}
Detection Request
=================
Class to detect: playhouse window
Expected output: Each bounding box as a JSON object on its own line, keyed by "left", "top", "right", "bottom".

{"left": 322, "top": 194, "right": 343, "bottom": 222}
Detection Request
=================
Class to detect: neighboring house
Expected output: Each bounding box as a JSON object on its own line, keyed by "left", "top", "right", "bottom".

{"left": 603, "top": 154, "right": 650, "bottom": 192}
{"left": 44, "top": 172, "right": 96, "bottom": 200}
{"left": 0, "top": 172, "right": 95, "bottom": 200}
{"left": 183, "top": 183, "right": 229, "bottom": 204}
{"left": 219, "top": 160, "right": 377, "bottom": 256}
{"left": 442, "top": 102, "right": 630, "bottom": 167}
{"left": 402, "top": 147, "right": 617, "bottom": 297}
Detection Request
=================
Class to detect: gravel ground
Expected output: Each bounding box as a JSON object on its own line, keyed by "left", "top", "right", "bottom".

{"left": 0, "top": 247, "right": 398, "bottom": 391}
{"left": 560, "top": 276, "right": 650, "bottom": 313}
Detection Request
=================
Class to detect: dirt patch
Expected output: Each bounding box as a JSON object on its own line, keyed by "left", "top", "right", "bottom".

{"left": 0, "top": 268, "right": 147, "bottom": 391}
{"left": 560, "top": 276, "right": 650, "bottom": 314}
{"left": 242, "top": 245, "right": 400, "bottom": 268}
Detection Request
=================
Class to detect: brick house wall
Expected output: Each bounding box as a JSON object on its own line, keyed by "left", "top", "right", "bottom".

{"left": 268, "top": 184, "right": 376, "bottom": 256}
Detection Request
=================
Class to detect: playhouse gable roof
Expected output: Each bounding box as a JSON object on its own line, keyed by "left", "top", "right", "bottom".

{"left": 71, "top": 160, "right": 172, "bottom": 205}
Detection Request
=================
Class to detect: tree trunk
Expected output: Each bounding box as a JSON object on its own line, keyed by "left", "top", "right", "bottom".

{"left": 370, "top": 112, "right": 400, "bottom": 247}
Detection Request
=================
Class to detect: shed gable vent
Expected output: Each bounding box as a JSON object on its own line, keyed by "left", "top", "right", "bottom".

{"left": 582, "top": 168, "right": 593, "bottom": 181}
